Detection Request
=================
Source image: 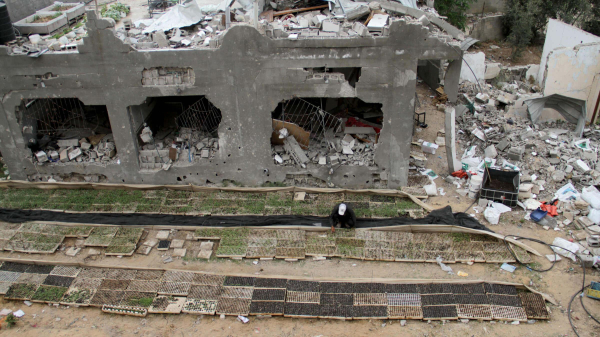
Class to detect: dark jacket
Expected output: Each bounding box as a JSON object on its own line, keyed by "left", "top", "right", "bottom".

{"left": 330, "top": 203, "right": 356, "bottom": 228}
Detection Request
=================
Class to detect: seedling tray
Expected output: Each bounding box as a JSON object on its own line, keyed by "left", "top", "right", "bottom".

{"left": 354, "top": 293, "right": 387, "bottom": 306}
{"left": 488, "top": 294, "right": 522, "bottom": 307}
{"left": 216, "top": 298, "right": 251, "bottom": 316}
{"left": 452, "top": 283, "right": 485, "bottom": 295}
{"left": 319, "top": 305, "right": 353, "bottom": 319}
{"left": 163, "top": 271, "right": 195, "bottom": 283}
{"left": 16, "top": 272, "right": 47, "bottom": 284}
{"left": 0, "top": 271, "right": 21, "bottom": 282}
{"left": 388, "top": 305, "right": 423, "bottom": 319}
{"left": 71, "top": 277, "right": 103, "bottom": 290}
{"left": 457, "top": 304, "right": 493, "bottom": 320}
{"left": 320, "top": 282, "right": 353, "bottom": 294}
{"left": 78, "top": 267, "right": 108, "bottom": 279}
{"left": 490, "top": 305, "right": 527, "bottom": 321}
{"left": 454, "top": 294, "right": 490, "bottom": 305}
{"left": 31, "top": 285, "right": 68, "bottom": 303}
{"left": 385, "top": 284, "right": 420, "bottom": 294}
{"left": 102, "top": 305, "right": 147, "bottom": 317}
{"left": 105, "top": 269, "right": 137, "bottom": 280}
{"left": 224, "top": 276, "right": 255, "bottom": 287}
{"left": 484, "top": 284, "right": 518, "bottom": 295}
{"left": 286, "top": 291, "right": 320, "bottom": 303}
{"left": 421, "top": 294, "right": 456, "bottom": 306}
{"left": 246, "top": 246, "right": 276, "bottom": 258}
{"left": 0, "top": 262, "right": 31, "bottom": 273}
{"left": 99, "top": 279, "right": 131, "bottom": 291}
{"left": 255, "top": 278, "right": 288, "bottom": 289}
{"left": 120, "top": 291, "right": 156, "bottom": 307}
{"left": 157, "top": 240, "right": 171, "bottom": 250}
{"left": 134, "top": 270, "right": 165, "bottom": 281}
{"left": 187, "top": 285, "right": 223, "bottom": 300}
{"left": 320, "top": 293, "right": 353, "bottom": 306}
{"left": 252, "top": 288, "right": 286, "bottom": 301}
{"left": 419, "top": 283, "right": 448, "bottom": 294}
{"left": 43, "top": 275, "right": 74, "bottom": 288}
{"left": 287, "top": 280, "right": 320, "bottom": 293}
{"left": 50, "top": 266, "right": 81, "bottom": 277}
{"left": 157, "top": 282, "right": 191, "bottom": 296}
{"left": 221, "top": 286, "right": 254, "bottom": 299}
{"left": 25, "top": 264, "right": 55, "bottom": 274}
{"left": 249, "top": 301, "right": 285, "bottom": 315}
{"left": 305, "top": 245, "right": 336, "bottom": 257}
{"left": 126, "top": 280, "right": 161, "bottom": 292}
{"left": 60, "top": 288, "right": 95, "bottom": 306}
{"left": 387, "top": 293, "right": 421, "bottom": 306}
{"left": 519, "top": 293, "right": 549, "bottom": 320}
{"left": 422, "top": 305, "right": 458, "bottom": 320}
{"left": 5, "top": 283, "right": 39, "bottom": 300}
{"left": 89, "top": 290, "right": 125, "bottom": 307}
{"left": 353, "top": 283, "right": 386, "bottom": 293}
{"left": 192, "top": 274, "right": 225, "bottom": 286}
{"left": 275, "top": 247, "right": 306, "bottom": 259}
{"left": 352, "top": 305, "right": 388, "bottom": 319}
{"left": 148, "top": 296, "right": 186, "bottom": 314}
{"left": 284, "top": 302, "right": 320, "bottom": 318}
{"left": 183, "top": 299, "right": 217, "bottom": 315}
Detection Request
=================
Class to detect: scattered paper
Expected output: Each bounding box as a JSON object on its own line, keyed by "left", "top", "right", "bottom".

{"left": 237, "top": 315, "right": 249, "bottom": 323}
{"left": 14, "top": 309, "right": 24, "bottom": 317}
{"left": 500, "top": 263, "right": 516, "bottom": 273}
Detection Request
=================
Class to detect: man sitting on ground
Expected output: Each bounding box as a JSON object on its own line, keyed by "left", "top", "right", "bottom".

{"left": 330, "top": 203, "right": 356, "bottom": 232}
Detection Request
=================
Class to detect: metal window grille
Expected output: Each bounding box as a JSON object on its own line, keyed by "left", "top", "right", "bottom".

{"left": 280, "top": 98, "right": 343, "bottom": 141}
{"left": 21, "top": 98, "right": 88, "bottom": 136}
{"left": 175, "top": 97, "right": 222, "bottom": 133}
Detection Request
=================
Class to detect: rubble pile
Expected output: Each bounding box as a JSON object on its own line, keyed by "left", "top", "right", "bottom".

{"left": 138, "top": 127, "right": 218, "bottom": 170}
{"left": 273, "top": 131, "right": 378, "bottom": 168}
{"left": 34, "top": 135, "right": 118, "bottom": 166}
{"left": 443, "top": 59, "right": 600, "bottom": 230}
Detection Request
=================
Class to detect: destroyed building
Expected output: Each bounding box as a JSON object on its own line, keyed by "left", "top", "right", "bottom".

{"left": 0, "top": 2, "right": 465, "bottom": 188}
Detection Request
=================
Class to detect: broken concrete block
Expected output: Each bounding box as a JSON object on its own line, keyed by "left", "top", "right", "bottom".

{"left": 284, "top": 136, "right": 309, "bottom": 165}
{"left": 80, "top": 142, "right": 92, "bottom": 150}
{"left": 35, "top": 151, "right": 48, "bottom": 163}
{"left": 460, "top": 52, "right": 485, "bottom": 83}
{"left": 484, "top": 145, "right": 498, "bottom": 159}
{"left": 156, "top": 230, "right": 170, "bottom": 240}
{"left": 58, "top": 139, "right": 79, "bottom": 147}
{"left": 475, "top": 93, "right": 489, "bottom": 103}
{"left": 172, "top": 248, "right": 187, "bottom": 257}
{"left": 136, "top": 245, "right": 152, "bottom": 255}
{"left": 484, "top": 63, "right": 501, "bottom": 80}
{"left": 199, "top": 241, "right": 214, "bottom": 251}
{"left": 201, "top": 149, "right": 210, "bottom": 158}
{"left": 197, "top": 250, "right": 212, "bottom": 259}
{"left": 49, "top": 151, "right": 59, "bottom": 160}
{"left": 418, "top": 15, "right": 430, "bottom": 26}
{"left": 575, "top": 159, "right": 590, "bottom": 173}
{"left": 507, "top": 147, "right": 524, "bottom": 161}
{"left": 342, "top": 146, "right": 354, "bottom": 155}
{"left": 352, "top": 22, "right": 370, "bottom": 37}
{"left": 552, "top": 170, "right": 565, "bottom": 182}
{"left": 68, "top": 148, "right": 82, "bottom": 161}
{"left": 170, "top": 239, "right": 185, "bottom": 249}
{"left": 140, "top": 126, "right": 153, "bottom": 143}
{"left": 152, "top": 31, "right": 169, "bottom": 48}
{"left": 318, "top": 156, "right": 327, "bottom": 165}
{"left": 322, "top": 20, "right": 340, "bottom": 33}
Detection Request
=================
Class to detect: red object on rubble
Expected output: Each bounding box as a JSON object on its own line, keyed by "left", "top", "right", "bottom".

{"left": 451, "top": 170, "right": 469, "bottom": 179}
{"left": 345, "top": 117, "right": 381, "bottom": 134}
{"left": 540, "top": 201, "right": 558, "bottom": 217}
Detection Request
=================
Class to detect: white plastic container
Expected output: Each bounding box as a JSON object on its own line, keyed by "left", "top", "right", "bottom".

{"left": 421, "top": 141, "right": 439, "bottom": 154}
{"left": 469, "top": 175, "right": 483, "bottom": 191}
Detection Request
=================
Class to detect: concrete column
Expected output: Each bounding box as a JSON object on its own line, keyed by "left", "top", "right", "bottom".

{"left": 445, "top": 106, "right": 460, "bottom": 173}
{"left": 0, "top": 99, "right": 36, "bottom": 180}
{"left": 444, "top": 59, "right": 462, "bottom": 103}
{"left": 104, "top": 99, "right": 142, "bottom": 183}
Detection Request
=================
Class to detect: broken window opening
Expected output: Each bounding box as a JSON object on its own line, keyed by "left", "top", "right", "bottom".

{"left": 129, "top": 96, "right": 222, "bottom": 171}
{"left": 271, "top": 97, "right": 383, "bottom": 169}
{"left": 304, "top": 67, "right": 362, "bottom": 88}
{"left": 17, "top": 98, "right": 116, "bottom": 166}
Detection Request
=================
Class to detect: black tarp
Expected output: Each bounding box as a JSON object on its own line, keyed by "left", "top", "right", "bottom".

{"left": 0, "top": 206, "right": 491, "bottom": 231}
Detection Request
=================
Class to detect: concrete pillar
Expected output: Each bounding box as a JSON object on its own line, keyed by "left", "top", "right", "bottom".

{"left": 104, "top": 99, "right": 142, "bottom": 183}
{"left": 445, "top": 106, "right": 460, "bottom": 173}
{"left": 0, "top": 99, "right": 36, "bottom": 180}
{"left": 444, "top": 59, "right": 462, "bottom": 103}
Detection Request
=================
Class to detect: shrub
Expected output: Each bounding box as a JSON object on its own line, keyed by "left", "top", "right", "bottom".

{"left": 434, "top": 0, "right": 475, "bottom": 31}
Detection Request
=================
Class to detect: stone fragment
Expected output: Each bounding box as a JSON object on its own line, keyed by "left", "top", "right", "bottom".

{"left": 156, "top": 230, "right": 170, "bottom": 240}
{"left": 172, "top": 248, "right": 187, "bottom": 257}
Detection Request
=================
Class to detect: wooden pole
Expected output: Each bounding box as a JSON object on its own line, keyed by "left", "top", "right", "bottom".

{"left": 273, "top": 4, "right": 329, "bottom": 17}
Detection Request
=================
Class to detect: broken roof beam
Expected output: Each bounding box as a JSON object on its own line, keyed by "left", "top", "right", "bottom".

{"left": 374, "top": 0, "right": 465, "bottom": 40}
{"left": 273, "top": 4, "right": 329, "bottom": 17}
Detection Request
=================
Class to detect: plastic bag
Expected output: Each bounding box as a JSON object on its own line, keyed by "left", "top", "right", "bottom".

{"left": 436, "top": 256, "right": 454, "bottom": 274}
{"left": 582, "top": 186, "right": 600, "bottom": 209}
{"left": 424, "top": 182, "right": 437, "bottom": 196}
{"left": 588, "top": 207, "right": 600, "bottom": 225}
{"left": 554, "top": 183, "right": 580, "bottom": 202}
{"left": 551, "top": 237, "right": 579, "bottom": 262}
{"left": 484, "top": 207, "right": 500, "bottom": 225}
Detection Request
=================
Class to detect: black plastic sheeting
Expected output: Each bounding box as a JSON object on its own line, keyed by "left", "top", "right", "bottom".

{"left": 0, "top": 206, "right": 491, "bottom": 232}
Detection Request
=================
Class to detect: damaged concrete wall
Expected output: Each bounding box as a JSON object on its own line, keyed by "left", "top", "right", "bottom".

{"left": 469, "top": 15, "right": 505, "bottom": 42}
{"left": 466, "top": 0, "right": 506, "bottom": 14}
{"left": 0, "top": 11, "right": 457, "bottom": 188}
{"left": 538, "top": 19, "right": 600, "bottom": 86}
{"left": 4, "top": 0, "right": 82, "bottom": 22}
{"left": 543, "top": 42, "right": 600, "bottom": 123}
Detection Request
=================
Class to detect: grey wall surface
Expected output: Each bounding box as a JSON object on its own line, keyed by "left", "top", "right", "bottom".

{"left": 469, "top": 15, "right": 505, "bottom": 42}
{"left": 467, "top": 0, "right": 506, "bottom": 14}
{"left": 0, "top": 11, "right": 457, "bottom": 188}
{"left": 4, "top": 0, "right": 82, "bottom": 22}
